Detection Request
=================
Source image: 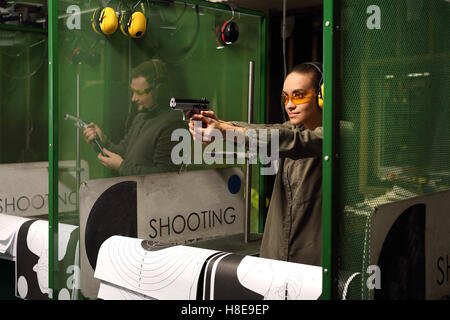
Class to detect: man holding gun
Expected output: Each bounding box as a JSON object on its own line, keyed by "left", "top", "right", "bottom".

{"left": 82, "top": 59, "right": 186, "bottom": 176}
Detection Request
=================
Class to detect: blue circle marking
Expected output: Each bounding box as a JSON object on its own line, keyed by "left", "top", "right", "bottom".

{"left": 228, "top": 174, "right": 241, "bottom": 194}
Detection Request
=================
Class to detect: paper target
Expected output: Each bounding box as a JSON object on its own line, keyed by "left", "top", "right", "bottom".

{"left": 85, "top": 181, "right": 137, "bottom": 270}
{"left": 95, "top": 236, "right": 323, "bottom": 300}
{"left": 95, "top": 235, "right": 218, "bottom": 300}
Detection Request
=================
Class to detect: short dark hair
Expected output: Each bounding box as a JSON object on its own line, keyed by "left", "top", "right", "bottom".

{"left": 289, "top": 62, "right": 322, "bottom": 92}
{"left": 131, "top": 59, "right": 168, "bottom": 87}
{"left": 131, "top": 59, "right": 170, "bottom": 106}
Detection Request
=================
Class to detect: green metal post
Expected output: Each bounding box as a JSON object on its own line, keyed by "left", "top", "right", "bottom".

{"left": 322, "top": 0, "right": 335, "bottom": 300}
{"left": 48, "top": 0, "right": 59, "bottom": 300}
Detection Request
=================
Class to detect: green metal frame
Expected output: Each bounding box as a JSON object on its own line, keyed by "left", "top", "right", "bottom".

{"left": 47, "top": 0, "right": 268, "bottom": 299}
{"left": 322, "top": 0, "right": 335, "bottom": 300}
{"left": 48, "top": 0, "right": 59, "bottom": 300}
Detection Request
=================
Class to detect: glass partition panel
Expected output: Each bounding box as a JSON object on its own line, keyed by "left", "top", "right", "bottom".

{"left": 54, "top": 0, "right": 265, "bottom": 299}
{"left": 0, "top": 25, "right": 48, "bottom": 299}
{"left": 0, "top": 29, "right": 47, "bottom": 165}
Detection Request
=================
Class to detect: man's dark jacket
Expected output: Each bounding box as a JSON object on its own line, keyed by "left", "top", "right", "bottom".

{"left": 103, "top": 106, "right": 187, "bottom": 176}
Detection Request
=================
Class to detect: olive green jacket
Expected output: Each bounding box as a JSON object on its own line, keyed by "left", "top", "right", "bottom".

{"left": 232, "top": 121, "right": 323, "bottom": 266}
{"left": 103, "top": 106, "right": 187, "bottom": 177}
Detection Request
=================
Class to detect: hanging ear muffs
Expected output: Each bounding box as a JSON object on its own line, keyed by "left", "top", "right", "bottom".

{"left": 218, "top": 20, "right": 239, "bottom": 45}
{"left": 91, "top": 6, "right": 118, "bottom": 35}
{"left": 215, "top": 4, "right": 239, "bottom": 46}
{"left": 119, "top": 3, "right": 148, "bottom": 39}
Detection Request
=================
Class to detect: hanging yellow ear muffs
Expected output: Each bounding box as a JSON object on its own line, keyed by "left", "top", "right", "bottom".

{"left": 119, "top": 5, "right": 147, "bottom": 39}
{"left": 91, "top": 6, "right": 119, "bottom": 35}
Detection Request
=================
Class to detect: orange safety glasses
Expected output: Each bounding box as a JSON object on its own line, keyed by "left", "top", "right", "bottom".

{"left": 281, "top": 90, "right": 315, "bottom": 106}
{"left": 132, "top": 87, "right": 152, "bottom": 97}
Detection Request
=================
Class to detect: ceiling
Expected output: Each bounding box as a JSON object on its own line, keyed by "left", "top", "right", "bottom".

{"left": 206, "top": 0, "right": 323, "bottom": 12}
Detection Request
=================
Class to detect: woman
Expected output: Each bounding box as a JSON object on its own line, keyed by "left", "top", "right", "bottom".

{"left": 189, "top": 63, "right": 323, "bottom": 266}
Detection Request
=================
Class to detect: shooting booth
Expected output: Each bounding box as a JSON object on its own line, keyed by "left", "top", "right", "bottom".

{"left": 1, "top": 0, "right": 283, "bottom": 300}
{"left": 322, "top": 0, "right": 450, "bottom": 300}
{"left": 0, "top": 0, "right": 449, "bottom": 300}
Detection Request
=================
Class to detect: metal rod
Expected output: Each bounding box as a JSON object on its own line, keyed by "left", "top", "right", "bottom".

{"left": 282, "top": 0, "right": 287, "bottom": 79}
{"left": 74, "top": 68, "right": 81, "bottom": 301}
{"left": 245, "top": 61, "right": 255, "bottom": 243}
{"left": 76, "top": 70, "right": 81, "bottom": 215}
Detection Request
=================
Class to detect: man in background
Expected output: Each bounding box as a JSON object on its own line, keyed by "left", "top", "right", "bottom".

{"left": 83, "top": 59, "right": 186, "bottom": 176}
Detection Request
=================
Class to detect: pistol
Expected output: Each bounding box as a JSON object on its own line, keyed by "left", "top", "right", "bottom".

{"left": 64, "top": 114, "right": 108, "bottom": 157}
{"left": 169, "top": 97, "right": 210, "bottom": 120}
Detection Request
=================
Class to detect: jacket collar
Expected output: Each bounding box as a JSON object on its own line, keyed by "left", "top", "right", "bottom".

{"left": 140, "top": 104, "right": 171, "bottom": 119}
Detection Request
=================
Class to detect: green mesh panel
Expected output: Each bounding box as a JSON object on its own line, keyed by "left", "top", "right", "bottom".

{"left": 335, "top": 0, "right": 450, "bottom": 299}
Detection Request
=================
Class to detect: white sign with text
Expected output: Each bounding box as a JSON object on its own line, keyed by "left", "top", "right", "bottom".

{"left": 0, "top": 161, "right": 89, "bottom": 217}
{"left": 137, "top": 167, "right": 245, "bottom": 243}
